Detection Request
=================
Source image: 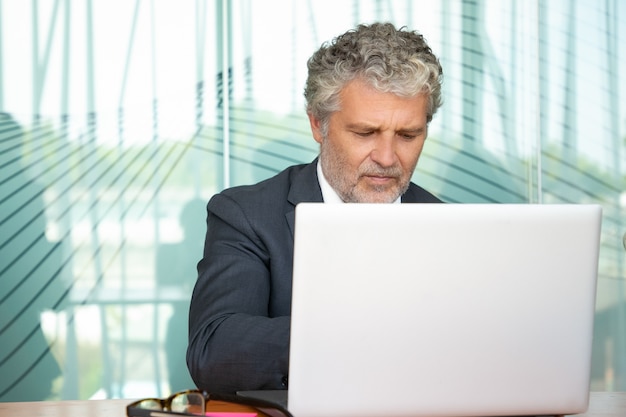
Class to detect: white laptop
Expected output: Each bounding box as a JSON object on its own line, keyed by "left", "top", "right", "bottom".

{"left": 287, "top": 203, "right": 602, "bottom": 417}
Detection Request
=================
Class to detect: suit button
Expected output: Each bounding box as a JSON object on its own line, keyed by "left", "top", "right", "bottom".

{"left": 281, "top": 376, "right": 288, "bottom": 388}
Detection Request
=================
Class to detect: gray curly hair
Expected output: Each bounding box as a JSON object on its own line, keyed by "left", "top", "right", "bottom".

{"left": 304, "top": 22, "right": 443, "bottom": 136}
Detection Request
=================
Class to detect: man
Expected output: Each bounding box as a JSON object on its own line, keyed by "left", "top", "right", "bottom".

{"left": 187, "top": 22, "right": 443, "bottom": 393}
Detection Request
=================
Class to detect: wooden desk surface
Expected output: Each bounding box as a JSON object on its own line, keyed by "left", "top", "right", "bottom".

{"left": 0, "top": 392, "right": 624, "bottom": 417}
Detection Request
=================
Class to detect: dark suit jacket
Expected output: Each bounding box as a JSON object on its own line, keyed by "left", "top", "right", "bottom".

{"left": 187, "top": 159, "right": 441, "bottom": 393}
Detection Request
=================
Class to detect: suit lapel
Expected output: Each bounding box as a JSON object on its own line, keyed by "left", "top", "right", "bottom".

{"left": 285, "top": 159, "right": 323, "bottom": 237}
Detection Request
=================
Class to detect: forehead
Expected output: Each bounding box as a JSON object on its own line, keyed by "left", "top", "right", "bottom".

{"left": 335, "top": 79, "right": 429, "bottom": 125}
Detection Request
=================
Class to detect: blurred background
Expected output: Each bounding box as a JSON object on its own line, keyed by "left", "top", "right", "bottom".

{"left": 0, "top": 0, "right": 624, "bottom": 401}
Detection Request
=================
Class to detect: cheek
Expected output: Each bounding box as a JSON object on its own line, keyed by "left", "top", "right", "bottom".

{"left": 336, "top": 138, "right": 371, "bottom": 167}
{"left": 399, "top": 141, "right": 425, "bottom": 168}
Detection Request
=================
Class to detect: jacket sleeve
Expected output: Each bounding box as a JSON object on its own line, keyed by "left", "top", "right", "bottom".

{"left": 186, "top": 193, "right": 290, "bottom": 393}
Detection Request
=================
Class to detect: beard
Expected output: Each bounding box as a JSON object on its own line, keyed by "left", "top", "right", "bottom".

{"left": 319, "top": 138, "right": 412, "bottom": 203}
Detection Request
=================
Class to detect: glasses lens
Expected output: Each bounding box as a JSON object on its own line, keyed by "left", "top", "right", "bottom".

{"left": 135, "top": 399, "right": 162, "bottom": 410}
{"left": 171, "top": 392, "right": 205, "bottom": 415}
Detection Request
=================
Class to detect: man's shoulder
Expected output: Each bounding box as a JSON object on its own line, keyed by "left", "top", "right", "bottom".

{"left": 404, "top": 182, "right": 443, "bottom": 203}
{"left": 210, "top": 161, "right": 317, "bottom": 210}
{"left": 224, "top": 162, "right": 311, "bottom": 196}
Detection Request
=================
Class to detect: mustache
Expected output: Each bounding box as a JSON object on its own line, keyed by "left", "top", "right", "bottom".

{"left": 359, "top": 163, "right": 403, "bottom": 178}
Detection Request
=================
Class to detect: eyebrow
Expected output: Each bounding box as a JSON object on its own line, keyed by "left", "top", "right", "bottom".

{"left": 346, "top": 123, "right": 426, "bottom": 134}
{"left": 398, "top": 127, "right": 426, "bottom": 134}
{"left": 345, "top": 123, "right": 376, "bottom": 131}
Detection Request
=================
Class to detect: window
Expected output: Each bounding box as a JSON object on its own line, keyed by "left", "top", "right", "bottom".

{"left": 1, "top": 0, "right": 624, "bottom": 400}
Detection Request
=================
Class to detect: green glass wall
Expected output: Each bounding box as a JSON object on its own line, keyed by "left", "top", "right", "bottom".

{"left": 1, "top": 0, "right": 624, "bottom": 400}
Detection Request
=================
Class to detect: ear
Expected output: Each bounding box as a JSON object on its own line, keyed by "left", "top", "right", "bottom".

{"left": 307, "top": 112, "right": 324, "bottom": 145}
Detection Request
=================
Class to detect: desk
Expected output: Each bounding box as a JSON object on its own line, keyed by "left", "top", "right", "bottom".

{"left": 0, "top": 392, "right": 624, "bottom": 417}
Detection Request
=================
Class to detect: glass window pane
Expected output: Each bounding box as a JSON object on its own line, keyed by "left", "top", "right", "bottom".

{"left": 0, "top": 0, "right": 624, "bottom": 401}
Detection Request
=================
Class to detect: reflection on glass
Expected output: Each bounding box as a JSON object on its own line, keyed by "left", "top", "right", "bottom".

{"left": 0, "top": 0, "right": 624, "bottom": 401}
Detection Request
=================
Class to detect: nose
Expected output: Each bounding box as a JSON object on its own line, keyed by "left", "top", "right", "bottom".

{"left": 369, "top": 136, "right": 398, "bottom": 167}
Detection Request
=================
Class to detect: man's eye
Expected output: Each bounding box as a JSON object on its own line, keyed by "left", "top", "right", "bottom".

{"left": 400, "top": 133, "right": 417, "bottom": 140}
{"left": 355, "top": 131, "right": 374, "bottom": 137}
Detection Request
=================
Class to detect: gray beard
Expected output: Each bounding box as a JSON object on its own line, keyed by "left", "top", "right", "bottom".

{"left": 319, "top": 141, "right": 410, "bottom": 203}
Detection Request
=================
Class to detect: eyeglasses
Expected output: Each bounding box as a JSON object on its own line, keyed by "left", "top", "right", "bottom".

{"left": 126, "top": 389, "right": 293, "bottom": 417}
